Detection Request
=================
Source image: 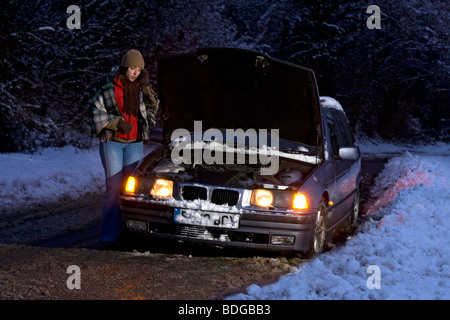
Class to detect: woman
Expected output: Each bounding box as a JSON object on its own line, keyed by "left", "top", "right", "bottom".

{"left": 90, "top": 49, "right": 159, "bottom": 250}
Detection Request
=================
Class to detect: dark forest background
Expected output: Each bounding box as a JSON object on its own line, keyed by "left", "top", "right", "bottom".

{"left": 1, "top": 0, "right": 448, "bottom": 153}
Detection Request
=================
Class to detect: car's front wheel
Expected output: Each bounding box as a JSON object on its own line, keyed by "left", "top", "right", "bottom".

{"left": 306, "top": 198, "right": 327, "bottom": 258}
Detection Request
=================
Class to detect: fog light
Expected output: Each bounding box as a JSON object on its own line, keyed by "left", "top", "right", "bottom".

{"left": 271, "top": 235, "right": 295, "bottom": 246}
{"left": 126, "top": 219, "right": 147, "bottom": 231}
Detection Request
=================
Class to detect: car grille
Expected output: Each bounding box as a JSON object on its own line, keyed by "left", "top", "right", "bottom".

{"left": 148, "top": 222, "right": 269, "bottom": 245}
{"left": 181, "top": 186, "right": 239, "bottom": 206}
{"left": 211, "top": 189, "right": 239, "bottom": 206}
{"left": 182, "top": 186, "right": 207, "bottom": 200}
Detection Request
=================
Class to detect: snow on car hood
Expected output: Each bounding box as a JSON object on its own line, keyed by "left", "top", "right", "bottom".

{"left": 156, "top": 48, "right": 322, "bottom": 148}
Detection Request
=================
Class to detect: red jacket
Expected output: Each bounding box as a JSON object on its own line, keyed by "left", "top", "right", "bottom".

{"left": 114, "top": 79, "right": 139, "bottom": 140}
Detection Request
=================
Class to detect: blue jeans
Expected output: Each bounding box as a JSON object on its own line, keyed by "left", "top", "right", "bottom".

{"left": 99, "top": 141, "right": 143, "bottom": 243}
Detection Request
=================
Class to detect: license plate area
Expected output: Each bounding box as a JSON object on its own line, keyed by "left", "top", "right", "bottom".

{"left": 174, "top": 208, "right": 239, "bottom": 229}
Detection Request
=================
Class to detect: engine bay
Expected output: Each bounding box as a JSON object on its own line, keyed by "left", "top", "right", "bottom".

{"left": 146, "top": 154, "right": 315, "bottom": 190}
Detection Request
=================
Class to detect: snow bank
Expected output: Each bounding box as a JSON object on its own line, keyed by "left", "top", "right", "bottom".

{"left": 0, "top": 144, "right": 158, "bottom": 213}
{"left": 0, "top": 146, "right": 105, "bottom": 212}
{"left": 228, "top": 152, "right": 450, "bottom": 300}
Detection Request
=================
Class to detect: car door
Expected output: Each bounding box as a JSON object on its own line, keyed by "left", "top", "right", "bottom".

{"left": 326, "top": 108, "right": 358, "bottom": 227}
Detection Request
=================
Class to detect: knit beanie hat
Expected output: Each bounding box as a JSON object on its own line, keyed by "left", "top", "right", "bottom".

{"left": 121, "top": 49, "right": 145, "bottom": 69}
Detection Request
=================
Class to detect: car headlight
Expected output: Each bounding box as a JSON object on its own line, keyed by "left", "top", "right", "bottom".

{"left": 151, "top": 179, "right": 173, "bottom": 198}
{"left": 125, "top": 176, "right": 136, "bottom": 193}
{"left": 250, "top": 189, "right": 274, "bottom": 207}
{"left": 293, "top": 193, "right": 309, "bottom": 210}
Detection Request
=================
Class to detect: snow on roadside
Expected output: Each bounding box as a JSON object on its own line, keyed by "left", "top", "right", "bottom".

{"left": 228, "top": 152, "right": 450, "bottom": 300}
{"left": 0, "top": 145, "right": 105, "bottom": 213}
{"left": 0, "top": 144, "right": 158, "bottom": 214}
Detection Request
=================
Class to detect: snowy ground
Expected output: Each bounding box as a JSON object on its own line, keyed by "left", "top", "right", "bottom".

{"left": 229, "top": 141, "right": 450, "bottom": 300}
{"left": 0, "top": 140, "right": 449, "bottom": 299}
{"left": 0, "top": 144, "right": 105, "bottom": 213}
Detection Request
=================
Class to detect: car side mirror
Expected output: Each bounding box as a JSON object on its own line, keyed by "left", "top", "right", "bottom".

{"left": 339, "top": 147, "right": 360, "bottom": 161}
{"left": 150, "top": 127, "right": 164, "bottom": 143}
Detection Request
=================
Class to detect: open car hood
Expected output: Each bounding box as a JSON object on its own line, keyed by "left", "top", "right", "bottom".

{"left": 156, "top": 48, "right": 322, "bottom": 147}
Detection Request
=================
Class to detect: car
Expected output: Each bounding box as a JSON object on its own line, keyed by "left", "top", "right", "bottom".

{"left": 120, "top": 47, "right": 361, "bottom": 256}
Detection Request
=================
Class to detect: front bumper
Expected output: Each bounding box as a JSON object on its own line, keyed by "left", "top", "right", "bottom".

{"left": 120, "top": 196, "right": 317, "bottom": 253}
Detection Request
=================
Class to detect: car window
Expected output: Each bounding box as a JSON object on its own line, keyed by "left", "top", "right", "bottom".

{"left": 324, "top": 108, "right": 355, "bottom": 157}
{"left": 337, "top": 112, "right": 356, "bottom": 146}
{"left": 334, "top": 112, "right": 351, "bottom": 147}
{"left": 325, "top": 109, "right": 338, "bottom": 156}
